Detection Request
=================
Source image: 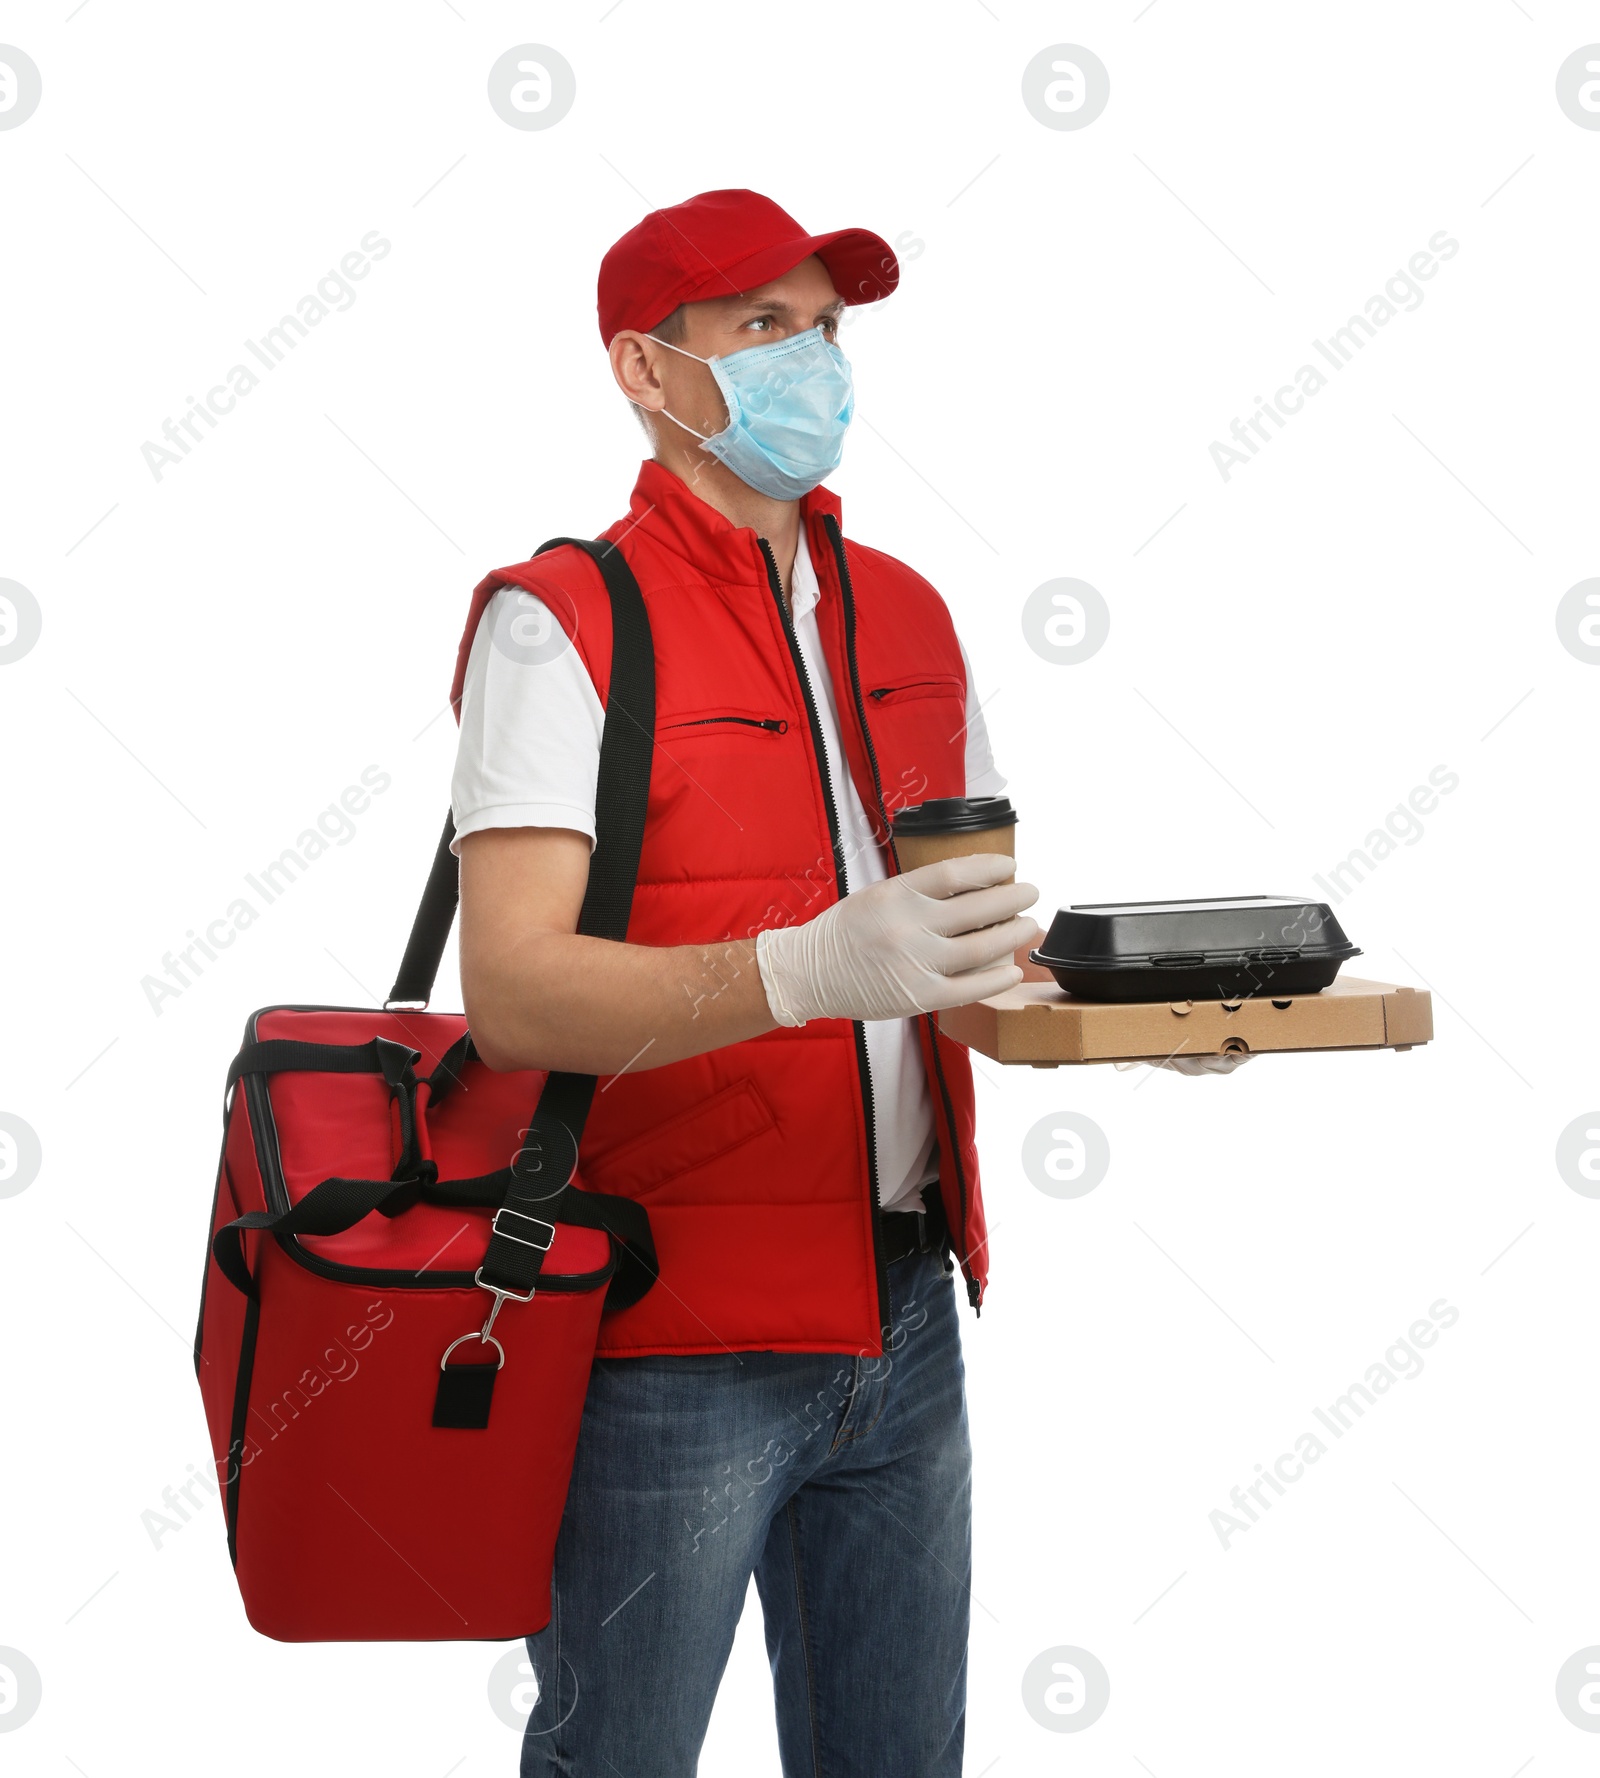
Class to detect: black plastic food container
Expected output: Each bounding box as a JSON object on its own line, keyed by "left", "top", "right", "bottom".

{"left": 1030, "top": 895, "right": 1362, "bottom": 1003}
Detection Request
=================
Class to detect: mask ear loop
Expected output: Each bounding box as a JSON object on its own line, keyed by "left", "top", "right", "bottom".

{"left": 646, "top": 334, "right": 710, "bottom": 362}
{"left": 658, "top": 409, "right": 712, "bottom": 441}
{"left": 645, "top": 333, "right": 719, "bottom": 442}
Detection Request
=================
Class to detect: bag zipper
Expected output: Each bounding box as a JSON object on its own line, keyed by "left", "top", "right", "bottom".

{"left": 757, "top": 536, "right": 891, "bottom": 1342}
{"left": 820, "top": 514, "right": 981, "bottom": 1313}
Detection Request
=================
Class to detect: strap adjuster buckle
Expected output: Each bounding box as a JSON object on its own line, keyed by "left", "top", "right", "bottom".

{"left": 491, "top": 1208, "right": 555, "bottom": 1251}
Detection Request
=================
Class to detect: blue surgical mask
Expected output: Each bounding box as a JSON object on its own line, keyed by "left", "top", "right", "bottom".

{"left": 649, "top": 326, "right": 854, "bottom": 501}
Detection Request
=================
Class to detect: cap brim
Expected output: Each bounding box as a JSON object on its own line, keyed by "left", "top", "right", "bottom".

{"left": 673, "top": 226, "right": 899, "bottom": 316}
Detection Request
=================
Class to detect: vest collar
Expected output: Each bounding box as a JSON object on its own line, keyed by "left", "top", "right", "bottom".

{"left": 622, "top": 458, "right": 844, "bottom": 585}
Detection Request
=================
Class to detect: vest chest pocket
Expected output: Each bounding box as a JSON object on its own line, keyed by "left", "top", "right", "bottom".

{"left": 863, "top": 675, "right": 967, "bottom": 802}
{"left": 649, "top": 707, "right": 806, "bottom": 869}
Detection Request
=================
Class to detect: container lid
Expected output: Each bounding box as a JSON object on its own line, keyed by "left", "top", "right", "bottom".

{"left": 891, "top": 795, "right": 1017, "bottom": 836}
{"left": 1033, "top": 895, "right": 1360, "bottom": 969}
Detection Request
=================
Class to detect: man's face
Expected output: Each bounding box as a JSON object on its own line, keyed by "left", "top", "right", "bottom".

{"left": 647, "top": 255, "right": 845, "bottom": 442}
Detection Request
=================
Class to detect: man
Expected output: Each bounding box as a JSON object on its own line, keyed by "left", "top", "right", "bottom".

{"left": 451, "top": 189, "right": 1042, "bottom": 1776}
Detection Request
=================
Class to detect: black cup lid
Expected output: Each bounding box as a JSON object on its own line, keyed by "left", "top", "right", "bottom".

{"left": 891, "top": 795, "right": 1017, "bottom": 836}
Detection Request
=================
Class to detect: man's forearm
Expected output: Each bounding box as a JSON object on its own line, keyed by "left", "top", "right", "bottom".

{"left": 464, "top": 930, "right": 778, "bottom": 1075}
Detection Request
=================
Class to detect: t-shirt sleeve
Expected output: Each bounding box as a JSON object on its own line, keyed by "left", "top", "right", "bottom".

{"left": 957, "top": 638, "right": 1007, "bottom": 798}
{"left": 450, "top": 584, "right": 605, "bottom": 854}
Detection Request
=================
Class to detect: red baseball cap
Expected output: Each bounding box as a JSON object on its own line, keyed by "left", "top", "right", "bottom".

{"left": 597, "top": 188, "right": 898, "bottom": 345}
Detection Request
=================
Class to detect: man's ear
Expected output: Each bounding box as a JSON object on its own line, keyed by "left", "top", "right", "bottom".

{"left": 609, "top": 330, "right": 665, "bottom": 414}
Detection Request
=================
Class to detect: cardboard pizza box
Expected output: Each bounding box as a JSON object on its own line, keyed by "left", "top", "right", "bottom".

{"left": 939, "top": 976, "right": 1433, "bottom": 1067}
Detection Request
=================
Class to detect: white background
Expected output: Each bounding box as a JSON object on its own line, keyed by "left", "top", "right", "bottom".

{"left": 3, "top": 2, "right": 1598, "bottom": 1773}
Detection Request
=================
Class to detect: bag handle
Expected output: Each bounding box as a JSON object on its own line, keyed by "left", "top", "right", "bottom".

{"left": 210, "top": 1166, "right": 657, "bottom": 1308}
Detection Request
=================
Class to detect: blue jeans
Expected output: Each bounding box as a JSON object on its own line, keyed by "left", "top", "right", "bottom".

{"left": 521, "top": 1246, "right": 971, "bottom": 1776}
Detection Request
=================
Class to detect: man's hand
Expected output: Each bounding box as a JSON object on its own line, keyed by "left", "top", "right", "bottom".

{"left": 756, "top": 853, "right": 1043, "bottom": 1026}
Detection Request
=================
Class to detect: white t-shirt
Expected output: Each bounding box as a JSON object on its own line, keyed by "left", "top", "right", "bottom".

{"left": 451, "top": 529, "right": 1005, "bottom": 1214}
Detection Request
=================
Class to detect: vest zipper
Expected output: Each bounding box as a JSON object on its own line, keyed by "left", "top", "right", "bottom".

{"left": 757, "top": 535, "right": 892, "bottom": 1343}
{"left": 820, "top": 514, "right": 981, "bottom": 1314}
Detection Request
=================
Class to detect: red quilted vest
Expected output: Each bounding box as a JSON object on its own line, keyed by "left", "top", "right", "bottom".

{"left": 451, "top": 460, "right": 987, "bottom": 1357}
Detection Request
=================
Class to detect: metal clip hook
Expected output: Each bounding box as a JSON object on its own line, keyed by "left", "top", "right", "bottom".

{"left": 472, "top": 1264, "right": 538, "bottom": 1346}
{"left": 480, "top": 1289, "right": 509, "bottom": 1343}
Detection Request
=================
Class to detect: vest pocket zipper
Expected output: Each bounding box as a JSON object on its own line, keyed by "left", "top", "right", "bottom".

{"left": 867, "top": 679, "right": 961, "bottom": 706}
{"left": 663, "top": 715, "right": 788, "bottom": 733}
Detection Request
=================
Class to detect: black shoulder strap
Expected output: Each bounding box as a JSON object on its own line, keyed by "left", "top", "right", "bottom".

{"left": 395, "top": 535, "right": 657, "bottom": 1306}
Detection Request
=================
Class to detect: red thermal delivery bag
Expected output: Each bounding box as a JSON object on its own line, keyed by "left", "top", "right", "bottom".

{"left": 193, "top": 537, "right": 657, "bottom": 1640}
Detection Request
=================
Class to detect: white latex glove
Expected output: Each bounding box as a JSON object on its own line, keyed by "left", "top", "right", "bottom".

{"left": 1114, "top": 1052, "right": 1254, "bottom": 1076}
{"left": 756, "top": 853, "right": 1043, "bottom": 1026}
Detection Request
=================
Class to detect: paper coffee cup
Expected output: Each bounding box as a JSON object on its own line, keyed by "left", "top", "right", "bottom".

{"left": 891, "top": 796, "right": 1017, "bottom": 878}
